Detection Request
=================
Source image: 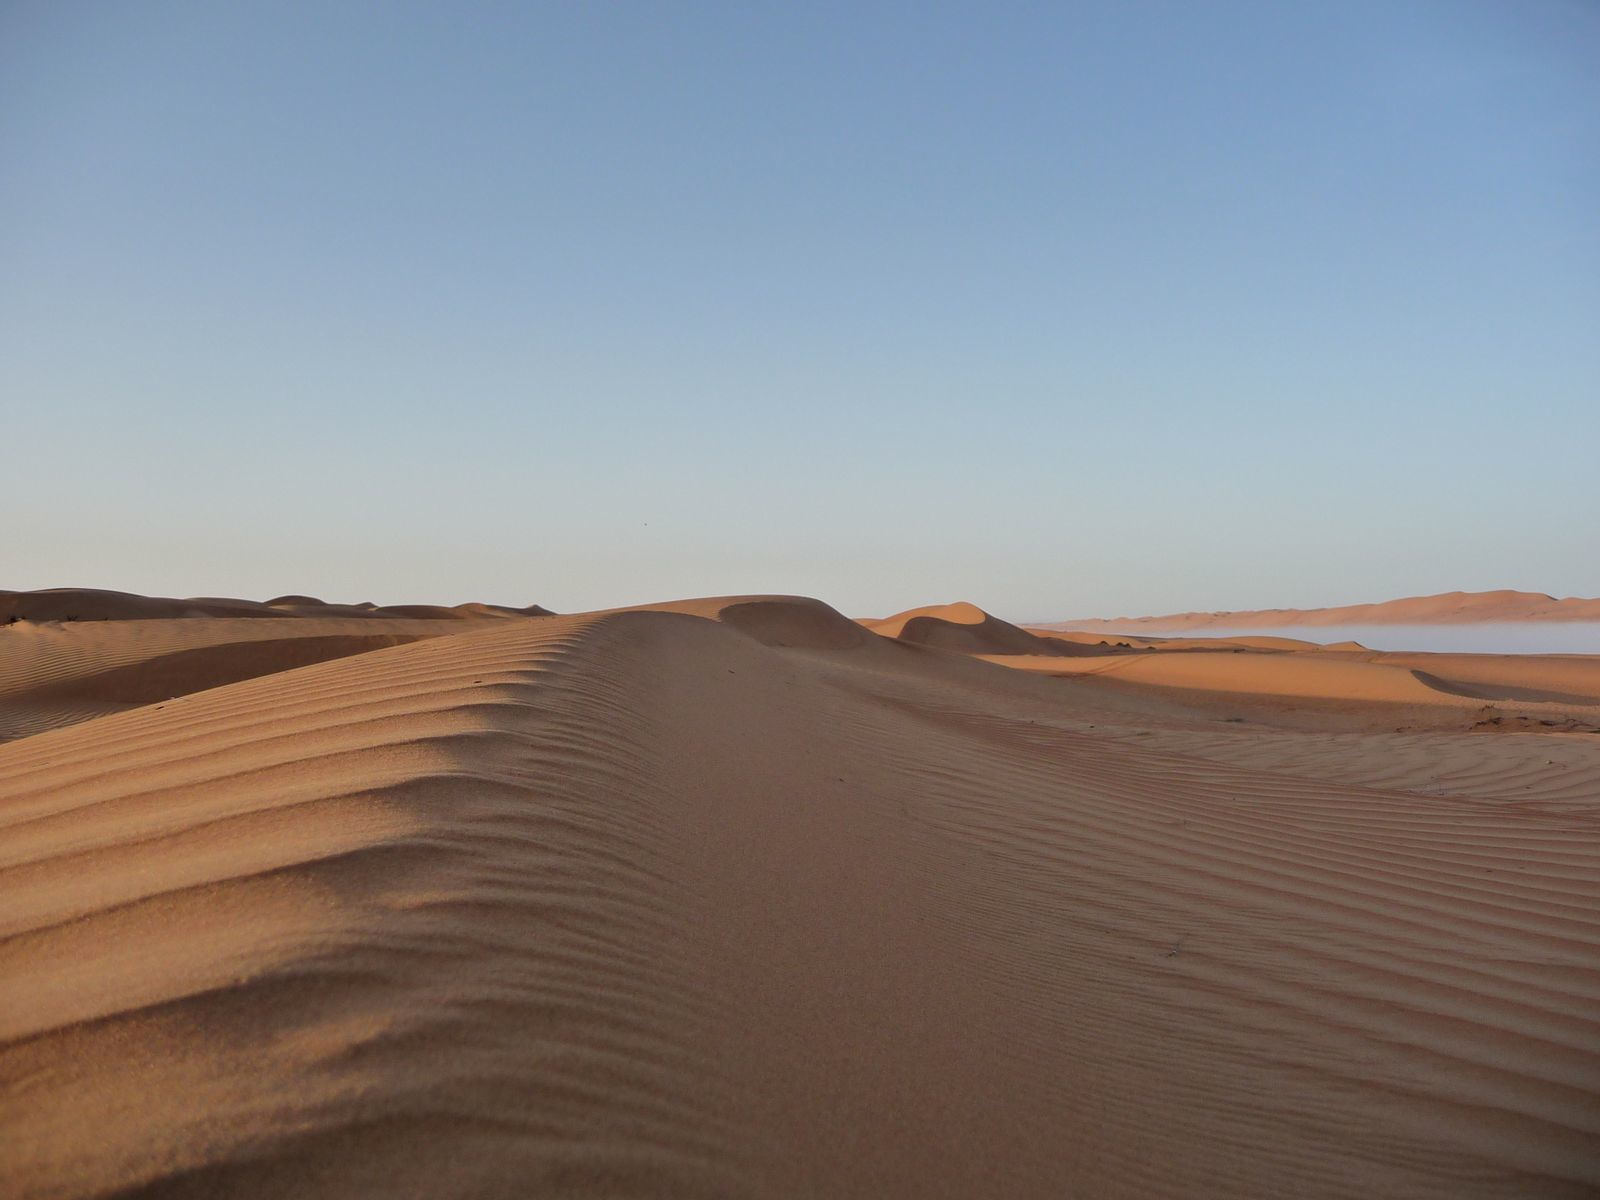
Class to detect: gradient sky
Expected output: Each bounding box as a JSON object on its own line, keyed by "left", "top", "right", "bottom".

{"left": 4, "top": 2, "right": 1597, "bottom": 620}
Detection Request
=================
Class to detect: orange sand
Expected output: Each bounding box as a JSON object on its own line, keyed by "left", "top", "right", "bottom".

{"left": 3, "top": 591, "right": 1598, "bottom": 1198}
{"left": 1051, "top": 588, "right": 1600, "bottom": 632}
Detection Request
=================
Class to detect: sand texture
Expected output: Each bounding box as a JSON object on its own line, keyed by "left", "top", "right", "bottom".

{"left": 3, "top": 592, "right": 1598, "bottom": 1198}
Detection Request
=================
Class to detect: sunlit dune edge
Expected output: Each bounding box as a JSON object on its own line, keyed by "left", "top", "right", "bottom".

{"left": 2, "top": 591, "right": 1598, "bottom": 1198}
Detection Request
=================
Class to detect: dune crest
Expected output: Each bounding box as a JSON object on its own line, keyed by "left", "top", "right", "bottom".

{"left": 0, "top": 614, "right": 547, "bottom": 744}
{"left": 2, "top": 591, "right": 1598, "bottom": 1197}
{"left": 623, "top": 594, "right": 874, "bottom": 650}
{"left": 866, "top": 601, "right": 1087, "bottom": 657}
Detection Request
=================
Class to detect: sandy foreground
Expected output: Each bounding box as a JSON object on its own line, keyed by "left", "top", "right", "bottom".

{"left": 2, "top": 591, "right": 1598, "bottom": 1198}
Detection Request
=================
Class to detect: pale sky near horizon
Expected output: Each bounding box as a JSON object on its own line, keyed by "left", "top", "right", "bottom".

{"left": 3, "top": 2, "right": 1597, "bottom": 621}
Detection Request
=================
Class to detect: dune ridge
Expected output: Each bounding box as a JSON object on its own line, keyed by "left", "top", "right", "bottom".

{"left": 1047, "top": 589, "right": 1600, "bottom": 631}
{"left": 865, "top": 601, "right": 1088, "bottom": 657}
{"left": 3, "top": 592, "right": 1598, "bottom": 1197}
{"left": 0, "top": 614, "right": 541, "bottom": 744}
{"left": 1, "top": 612, "right": 749, "bottom": 1197}
{"left": 0, "top": 587, "right": 552, "bottom": 624}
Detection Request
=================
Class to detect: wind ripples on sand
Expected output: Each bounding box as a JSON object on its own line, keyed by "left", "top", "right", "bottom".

{"left": 2, "top": 596, "right": 1597, "bottom": 1198}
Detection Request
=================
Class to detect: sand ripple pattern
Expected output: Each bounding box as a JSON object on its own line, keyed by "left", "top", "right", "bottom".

{"left": 1, "top": 614, "right": 743, "bottom": 1198}
{"left": 1, "top": 600, "right": 1596, "bottom": 1197}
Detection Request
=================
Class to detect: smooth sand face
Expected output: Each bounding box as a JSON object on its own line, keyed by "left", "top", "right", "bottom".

{"left": 2, "top": 593, "right": 1598, "bottom": 1198}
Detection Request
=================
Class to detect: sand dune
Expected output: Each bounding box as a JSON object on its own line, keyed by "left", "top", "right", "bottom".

{"left": 1040, "top": 629, "right": 1339, "bottom": 652}
{"left": 3, "top": 593, "right": 1598, "bottom": 1197}
{"left": 866, "top": 601, "right": 1088, "bottom": 656}
{"left": 0, "top": 587, "right": 551, "bottom": 624}
{"left": 1049, "top": 588, "right": 1600, "bottom": 632}
{"left": 997, "top": 646, "right": 1600, "bottom": 711}
{"left": 0, "top": 615, "right": 526, "bottom": 743}
{"left": 625, "top": 593, "right": 876, "bottom": 650}
{"left": 995, "top": 648, "right": 1477, "bottom": 703}
{"left": 1355, "top": 652, "right": 1600, "bottom": 708}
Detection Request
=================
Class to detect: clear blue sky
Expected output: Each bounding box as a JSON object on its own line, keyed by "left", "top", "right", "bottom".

{"left": 4, "top": 2, "right": 1596, "bottom": 619}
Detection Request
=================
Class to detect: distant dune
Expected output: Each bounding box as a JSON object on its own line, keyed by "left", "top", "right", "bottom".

{"left": 1044, "top": 588, "right": 1600, "bottom": 631}
{"left": 863, "top": 601, "right": 1090, "bottom": 657}
{"left": 0, "top": 587, "right": 552, "bottom": 624}
{"left": 3, "top": 588, "right": 1598, "bottom": 1197}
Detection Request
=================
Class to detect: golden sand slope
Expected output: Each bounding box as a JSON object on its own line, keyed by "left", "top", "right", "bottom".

{"left": 982, "top": 638, "right": 1600, "bottom": 734}
{"left": 993, "top": 647, "right": 1475, "bottom": 703}
{"left": 0, "top": 616, "right": 515, "bottom": 743}
{"left": 865, "top": 601, "right": 1088, "bottom": 656}
{"left": 2, "top": 597, "right": 1598, "bottom": 1198}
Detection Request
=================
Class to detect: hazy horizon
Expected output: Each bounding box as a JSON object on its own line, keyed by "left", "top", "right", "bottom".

{"left": 6, "top": 10, "right": 1600, "bottom": 1185}
{"left": 5, "top": 2, "right": 1597, "bottom": 616}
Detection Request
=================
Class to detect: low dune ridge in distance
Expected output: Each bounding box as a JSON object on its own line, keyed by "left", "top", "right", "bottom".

{"left": 3, "top": 590, "right": 1599, "bottom": 1198}
{"left": 1045, "top": 588, "right": 1600, "bottom": 632}
{"left": 1, "top": 588, "right": 553, "bottom": 624}
{"left": 624, "top": 594, "right": 877, "bottom": 651}
{"left": 1, "top": 588, "right": 290, "bottom": 623}
{"left": 864, "top": 601, "right": 1092, "bottom": 656}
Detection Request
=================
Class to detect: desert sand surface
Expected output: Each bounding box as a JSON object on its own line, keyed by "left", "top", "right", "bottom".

{"left": 1049, "top": 588, "right": 1600, "bottom": 632}
{"left": 0, "top": 590, "right": 553, "bottom": 744}
{"left": 3, "top": 591, "right": 1599, "bottom": 1198}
